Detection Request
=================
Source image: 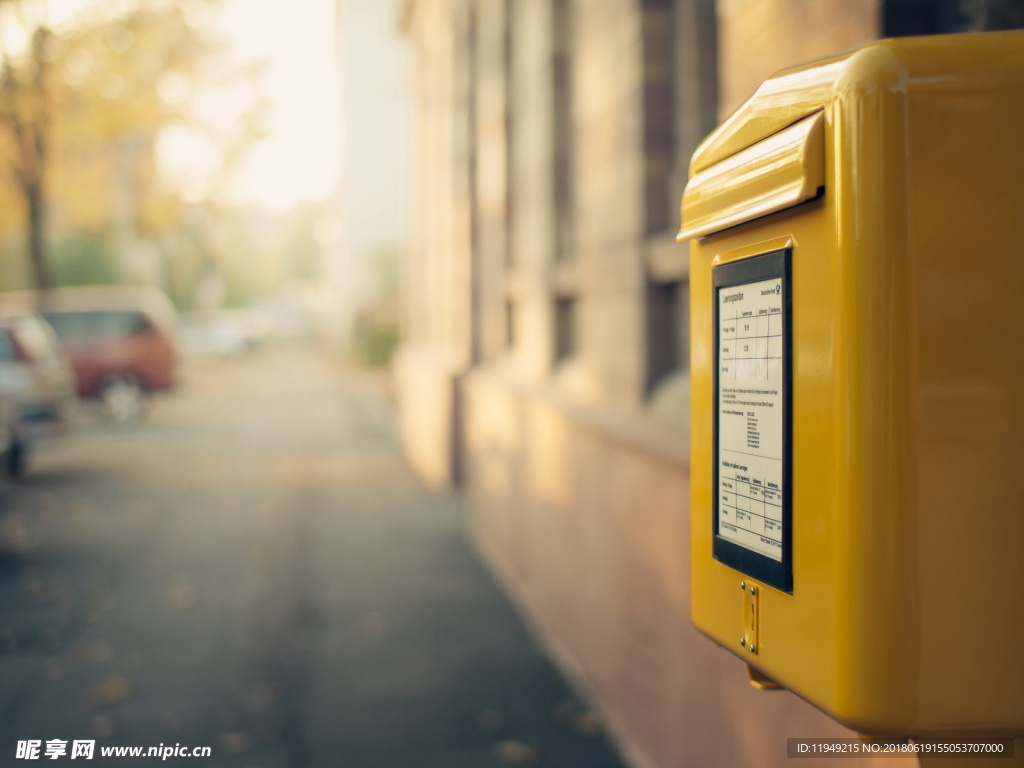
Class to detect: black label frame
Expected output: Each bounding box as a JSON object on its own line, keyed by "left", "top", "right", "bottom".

{"left": 711, "top": 249, "right": 793, "bottom": 593}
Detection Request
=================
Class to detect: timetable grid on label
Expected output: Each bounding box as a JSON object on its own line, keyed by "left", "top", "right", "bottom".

{"left": 719, "top": 470, "right": 784, "bottom": 545}
{"left": 719, "top": 308, "right": 783, "bottom": 382}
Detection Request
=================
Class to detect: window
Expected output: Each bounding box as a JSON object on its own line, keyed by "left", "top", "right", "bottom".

{"left": 641, "top": 0, "right": 676, "bottom": 235}
{"left": 552, "top": 0, "right": 573, "bottom": 262}
{"left": 643, "top": 0, "right": 713, "bottom": 400}
{"left": 503, "top": 0, "right": 515, "bottom": 269}
{"left": 550, "top": 0, "right": 578, "bottom": 370}
{"left": 506, "top": 299, "right": 516, "bottom": 351}
{"left": 554, "top": 296, "right": 576, "bottom": 364}
{"left": 646, "top": 279, "right": 687, "bottom": 393}
{"left": 883, "top": 0, "right": 1024, "bottom": 36}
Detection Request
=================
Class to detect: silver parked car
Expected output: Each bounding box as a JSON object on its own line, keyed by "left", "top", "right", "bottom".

{"left": 0, "top": 308, "right": 77, "bottom": 476}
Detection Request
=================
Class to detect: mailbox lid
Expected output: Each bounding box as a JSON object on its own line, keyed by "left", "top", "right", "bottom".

{"left": 677, "top": 112, "right": 824, "bottom": 241}
{"left": 688, "top": 28, "right": 1024, "bottom": 177}
{"left": 676, "top": 46, "right": 852, "bottom": 240}
{"left": 679, "top": 29, "right": 1024, "bottom": 241}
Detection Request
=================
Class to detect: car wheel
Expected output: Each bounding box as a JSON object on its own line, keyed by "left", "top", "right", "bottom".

{"left": 99, "top": 374, "right": 148, "bottom": 427}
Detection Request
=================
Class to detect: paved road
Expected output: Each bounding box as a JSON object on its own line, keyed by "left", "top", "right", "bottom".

{"left": 0, "top": 342, "right": 627, "bottom": 768}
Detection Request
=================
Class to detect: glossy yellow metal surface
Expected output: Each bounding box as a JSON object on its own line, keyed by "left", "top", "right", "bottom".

{"left": 678, "top": 112, "right": 825, "bottom": 240}
{"left": 682, "top": 30, "right": 1024, "bottom": 737}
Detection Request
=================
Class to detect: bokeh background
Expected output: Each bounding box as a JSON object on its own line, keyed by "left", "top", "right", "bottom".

{"left": 1, "top": 1, "right": 1023, "bottom": 767}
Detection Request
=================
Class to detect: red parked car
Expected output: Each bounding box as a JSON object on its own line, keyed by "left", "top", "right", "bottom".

{"left": 4, "top": 286, "right": 180, "bottom": 425}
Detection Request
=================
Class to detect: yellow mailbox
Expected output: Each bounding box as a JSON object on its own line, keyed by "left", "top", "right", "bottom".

{"left": 680, "top": 30, "right": 1024, "bottom": 738}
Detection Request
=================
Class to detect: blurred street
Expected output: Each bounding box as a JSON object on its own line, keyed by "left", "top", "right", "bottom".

{"left": 0, "top": 342, "right": 626, "bottom": 768}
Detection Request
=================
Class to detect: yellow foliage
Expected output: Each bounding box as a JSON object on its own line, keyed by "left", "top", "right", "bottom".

{"left": 0, "top": 0, "right": 266, "bottom": 275}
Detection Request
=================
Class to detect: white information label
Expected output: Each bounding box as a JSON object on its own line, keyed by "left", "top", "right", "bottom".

{"left": 717, "top": 277, "right": 785, "bottom": 562}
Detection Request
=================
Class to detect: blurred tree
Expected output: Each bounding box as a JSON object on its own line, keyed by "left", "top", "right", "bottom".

{"left": 369, "top": 242, "right": 399, "bottom": 297}
{"left": 280, "top": 201, "right": 328, "bottom": 283}
{"left": 351, "top": 243, "right": 401, "bottom": 368}
{"left": 51, "top": 232, "right": 116, "bottom": 287}
{"left": 0, "top": 0, "right": 267, "bottom": 292}
{"left": 0, "top": 8, "right": 52, "bottom": 289}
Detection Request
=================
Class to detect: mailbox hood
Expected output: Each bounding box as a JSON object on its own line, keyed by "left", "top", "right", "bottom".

{"left": 678, "top": 30, "right": 1024, "bottom": 241}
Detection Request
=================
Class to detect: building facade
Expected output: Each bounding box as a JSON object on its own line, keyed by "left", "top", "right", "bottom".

{"left": 395, "top": 1, "right": 1024, "bottom": 765}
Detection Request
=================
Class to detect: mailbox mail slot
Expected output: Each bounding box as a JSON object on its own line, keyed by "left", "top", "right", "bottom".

{"left": 681, "top": 30, "right": 1024, "bottom": 737}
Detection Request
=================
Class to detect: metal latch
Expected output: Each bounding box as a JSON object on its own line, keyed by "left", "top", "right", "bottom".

{"left": 740, "top": 580, "right": 783, "bottom": 689}
{"left": 740, "top": 580, "right": 758, "bottom": 654}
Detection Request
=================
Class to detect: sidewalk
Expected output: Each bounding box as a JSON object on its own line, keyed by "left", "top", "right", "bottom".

{"left": 302, "top": 369, "right": 629, "bottom": 767}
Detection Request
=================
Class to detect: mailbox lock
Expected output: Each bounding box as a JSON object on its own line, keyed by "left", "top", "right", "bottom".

{"left": 742, "top": 582, "right": 759, "bottom": 655}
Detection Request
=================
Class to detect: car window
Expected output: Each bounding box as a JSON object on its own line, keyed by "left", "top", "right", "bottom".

{"left": 43, "top": 312, "right": 97, "bottom": 341}
{"left": 0, "top": 329, "right": 14, "bottom": 361}
{"left": 44, "top": 311, "right": 151, "bottom": 341}
{"left": 97, "top": 311, "right": 151, "bottom": 337}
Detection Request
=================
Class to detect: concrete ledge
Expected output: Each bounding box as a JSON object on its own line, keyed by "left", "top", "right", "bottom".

{"left": 462, "top": 366, "right": 690, "bottom": 470}
{"left": 392, "top": 343, "right": 466, "bottom": 488}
